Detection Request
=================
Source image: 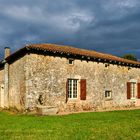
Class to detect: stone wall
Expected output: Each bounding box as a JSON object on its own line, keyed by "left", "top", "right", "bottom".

{"left": 0, "top": 69, "right": 4, "bottom": 107}
{"left": 25, "top": 54, "right": 68, "bottom": 110}
{"left": 0, "top": 69, "right": 4, "bottom": 82}
{"left": 25, "top": 53, "right": 140, "bottom": 112}
{"left": 8, "top": 56, "right": 26, "bottom": 110}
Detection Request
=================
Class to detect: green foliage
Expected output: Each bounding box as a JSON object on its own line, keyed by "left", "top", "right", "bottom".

{"left": 0, "top": 109, "right": 140, "bottom": 140}
{"left": 122, "top": 54, "right": 137, "bottom": 61}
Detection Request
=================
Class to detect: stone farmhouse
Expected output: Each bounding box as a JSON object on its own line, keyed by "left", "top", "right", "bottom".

{"left": 0, "top": 44, "right": 140, "bottom": 113}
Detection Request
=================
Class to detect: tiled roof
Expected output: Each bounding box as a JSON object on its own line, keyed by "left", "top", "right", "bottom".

{"left": 26, "top": 44, "right": 140, "bottom": 65}
{"left": 1, "top": 43, "right": 140, "bottom": 67}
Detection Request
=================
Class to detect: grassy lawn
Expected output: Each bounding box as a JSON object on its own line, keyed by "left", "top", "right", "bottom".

{"left": 0, "top": 110, "right": 140, "bottom": 140}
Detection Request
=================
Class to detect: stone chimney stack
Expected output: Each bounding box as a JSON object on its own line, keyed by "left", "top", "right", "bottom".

{"left": 4, "top": 47, "right": 10, "bottom": 108}
{"left": 5, "top": 47, "right": 10, "bottom": 58}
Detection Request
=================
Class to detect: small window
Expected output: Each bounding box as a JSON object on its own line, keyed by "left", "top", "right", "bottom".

{"left": 68, "top": 79, "right": 78, "bottom": 98}
{"left": 68, "top": 59, "right": 74, "bottom": 65}
{"left": 105, "top": 90, "right": 112, "bottom": 99}
{"left": 131, "top": 82, "right": 136, "bottom": 98}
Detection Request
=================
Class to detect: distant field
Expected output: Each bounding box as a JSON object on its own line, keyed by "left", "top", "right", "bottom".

{"left": 0, "top": 110, "right": 140, "bottom": 140}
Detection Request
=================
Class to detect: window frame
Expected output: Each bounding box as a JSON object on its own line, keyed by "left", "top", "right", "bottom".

{"left": 104, "top": 90, "right": 112, "bottom": 100}
{"left": 68, "top": 79, "right": 78, "bottom": 99}
{"left": 130, "top": 82, "right": 137, "bottom": 99}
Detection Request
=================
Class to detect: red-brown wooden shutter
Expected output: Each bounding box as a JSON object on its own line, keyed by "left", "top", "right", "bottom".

{"left": 66, "top": 79, "right": 68, "bottom": 103}
{"left": 127, "top": 82, "right": 131, "bottom": 99}
{"left": 80, "top": 79, "right": 86, "bottom": 100}
{"left": 137, "top": 83, "right": 140, "bottom": 99}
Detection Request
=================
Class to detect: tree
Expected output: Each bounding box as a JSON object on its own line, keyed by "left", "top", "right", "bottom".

{"left": 122, "top": 54, "right": 137, "bottom": 61}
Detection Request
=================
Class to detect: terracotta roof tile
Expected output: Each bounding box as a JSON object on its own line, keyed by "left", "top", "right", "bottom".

{"left": 26, "top": 43, "right": 140, "bottom": 65}
{"left": 1, "top": 43, "right": 140, "bottom": 67}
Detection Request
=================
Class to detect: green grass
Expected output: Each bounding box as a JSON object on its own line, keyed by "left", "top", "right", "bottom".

{"left": 0, "top": 110, "right": 140, "bottom": 140}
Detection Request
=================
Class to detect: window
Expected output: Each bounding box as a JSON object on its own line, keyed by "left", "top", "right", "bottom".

{"left": 127, "top": 80, "right": 137, "bottom": 99}
{"left": 68, "top": 59, "right": 74, "bottom": 65}
{"left": 66, "top": 78, "right": 87, "bottom": 102}
{"left": 131, "top": 82, "right": 136, "bottom": 98}
{"left": 68, "top": 79, "right": 78, "bottom": 98}
{"left": 105, "top": 90, "right": 112, "bottom": 99}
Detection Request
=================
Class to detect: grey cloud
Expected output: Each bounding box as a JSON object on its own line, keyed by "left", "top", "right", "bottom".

{"left": 0, "top": 0, "right": 140, "bottom": 60}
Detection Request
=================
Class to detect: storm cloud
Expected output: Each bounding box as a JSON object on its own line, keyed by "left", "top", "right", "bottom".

{"left": 0, "top": 0, "right": 140, "bottom": 59}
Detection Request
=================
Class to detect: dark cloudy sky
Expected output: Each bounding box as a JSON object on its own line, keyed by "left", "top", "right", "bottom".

{"left": 0, "top": 0, "right": 140, "bottom": 59}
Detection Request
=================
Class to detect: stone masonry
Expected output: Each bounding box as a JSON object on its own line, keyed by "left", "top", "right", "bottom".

{"left": 24, "top": 53, "right": 140, "bottom": 112}
{"left": 0, "top": 44, "right": 140, "bottom": 113}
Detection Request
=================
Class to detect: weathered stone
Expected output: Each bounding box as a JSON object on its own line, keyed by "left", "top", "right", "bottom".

{"left": 1, "top": 46, "right": 140, "bottom": 113}
{"left": 36, "top": 105, "right": 59, "bottom": 115}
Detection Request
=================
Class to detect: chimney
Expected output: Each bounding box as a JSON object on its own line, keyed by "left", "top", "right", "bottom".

{"left": 4, "top": 47, "right": 10, "bottom": 59}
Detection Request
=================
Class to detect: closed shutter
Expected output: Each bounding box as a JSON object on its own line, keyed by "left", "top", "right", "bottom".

{"left": 127, "top": 82, "right": 131, "bottom": 99}
{"left": 80, "top": 79, "right": 86, "bottom": 100}
{"left": 66, "top": 79, "right": 68, "bottom": 103}
{"left": 137, "top": 83, "right": 140, "bottom": 99}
